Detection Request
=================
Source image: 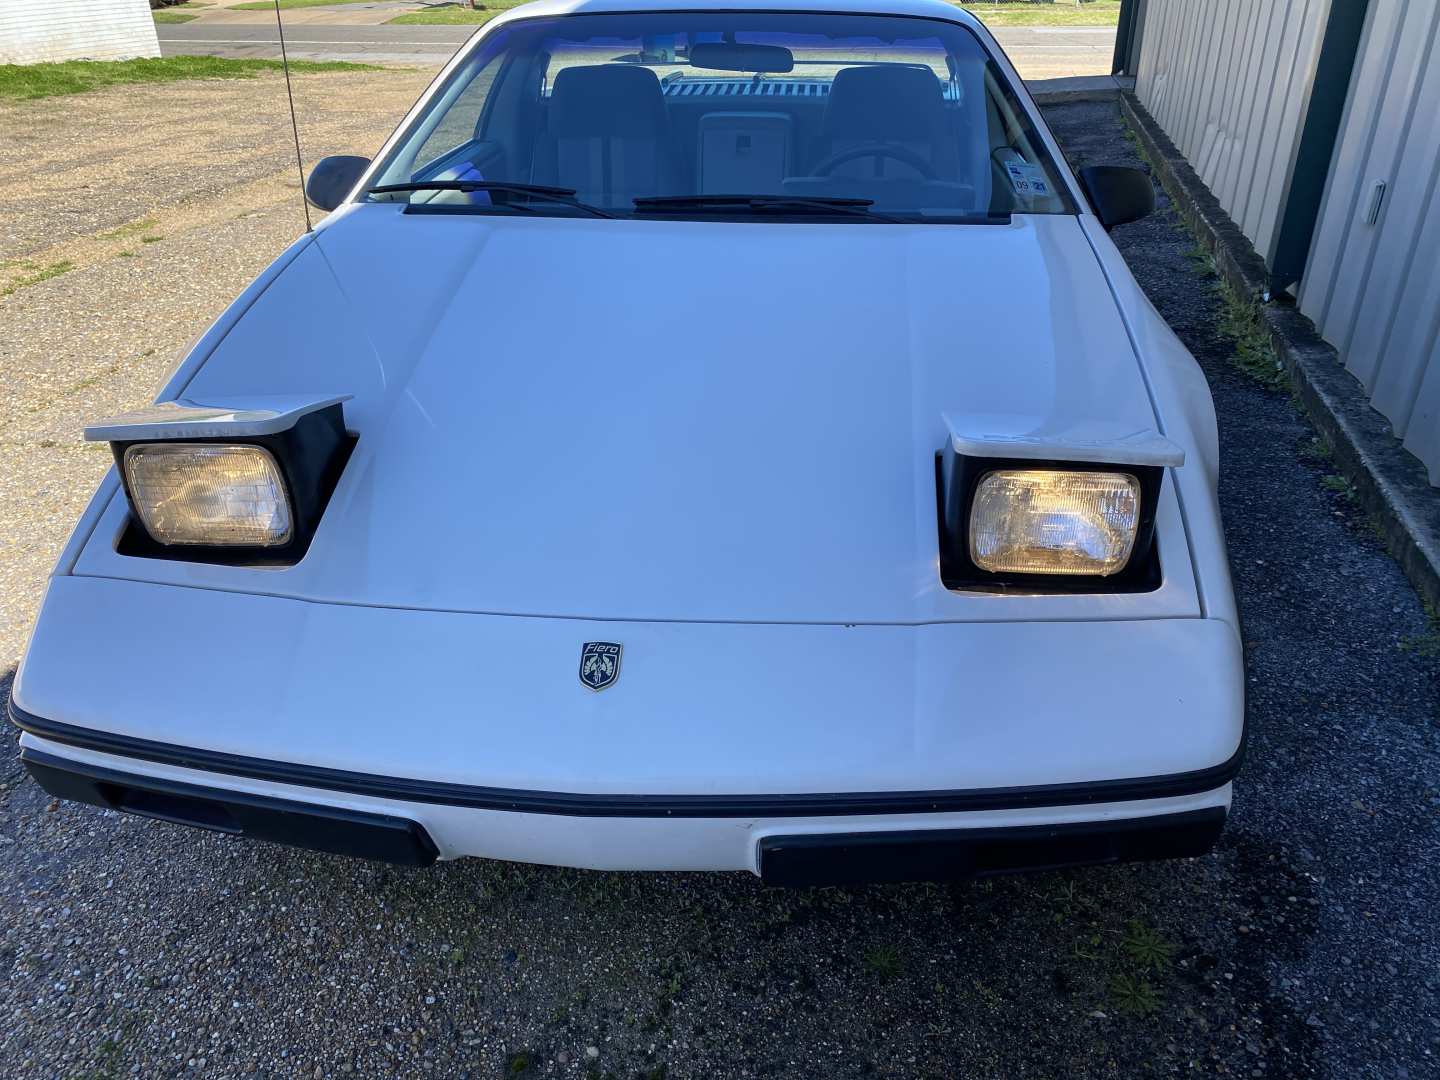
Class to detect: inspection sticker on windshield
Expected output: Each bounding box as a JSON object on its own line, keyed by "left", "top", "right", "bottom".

{"left": 1005, "top": 161, "right": 1051, "bottom": 197}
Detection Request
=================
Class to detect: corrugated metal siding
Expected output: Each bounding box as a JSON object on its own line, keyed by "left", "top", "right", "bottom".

{"left": 1135, "top": 0, "right": 1333, "bottom": 262}
{"left": 1298, "top": 0, "right": 1440, "bottom": 483}
{"left": 0, "top": 0, "right": 160, "bottom": 65}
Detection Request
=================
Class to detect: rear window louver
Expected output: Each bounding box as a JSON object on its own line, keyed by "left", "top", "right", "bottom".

{"left": 663, "top": 80, "right": 833, "bottom": 98}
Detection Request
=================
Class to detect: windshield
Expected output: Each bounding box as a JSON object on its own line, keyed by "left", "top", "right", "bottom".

{"left": 367, "top": 11, "right": 1073, "bottom": 222}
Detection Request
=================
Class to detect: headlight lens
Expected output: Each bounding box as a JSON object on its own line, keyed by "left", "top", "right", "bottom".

{"left": 969, "top": 469, "right": 1140, "bottom": 576}
{"left": 123, "top": 443, "right": 293, "bottom": 547}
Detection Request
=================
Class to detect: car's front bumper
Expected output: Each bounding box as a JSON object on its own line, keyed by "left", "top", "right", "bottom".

{"left": 11, "top": 574, "right": 1243, "bottom": 881}
{"left": 16, "top": 722, "right": 1231, "bottom": 883}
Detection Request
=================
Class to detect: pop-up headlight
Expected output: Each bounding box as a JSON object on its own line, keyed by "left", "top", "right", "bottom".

{"left": 123, "top": 443, "right": 293, "bottom": 547}
{"left": 85, "top": 394, "right": 353, "bottom": 564}
{"left": 969, "top": 469, "right": 1140, "bottom": 576}
{"left": 938, "top": 414, "right": 1184, "bottom": 592}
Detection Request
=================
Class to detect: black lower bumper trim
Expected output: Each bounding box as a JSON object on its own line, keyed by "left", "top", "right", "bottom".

{"left": 23, "top": 748, "right": 437, "bottom": 867}
{"left": 759, "top": 808, "right": 1227, "bottom": 886}
{"left": 9, "top": 700, "right": 1244, "bottom": 818}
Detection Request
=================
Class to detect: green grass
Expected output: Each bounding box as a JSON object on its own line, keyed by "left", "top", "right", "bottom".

{"left": 1321, "top": 473, "right": 1358, "bottom": 502}
{"left": 1398, "top": 602, "right": 1440, "bottom": 659}
{"left": 1215, "top": 276, "right": 1286, "bottom": 390}
{"left": 152, "top": 10, "right": 198, "bottom": 21}
{"left": 957, "top": 1, "right": 1122, "bottom": 26}
{"left": 863, "top": 944, "right": 904, "bottom": 981}
{"left": 1, "top": 260, "right": 73, "bottom": 297}
{"left": 0, "top": 56, "right": 379, "bottom": 101}
{"left": 391, "top": 1, "right": 1121, "bottom": 28}
{"left": 1121, "top": 920, "right": 1177, "bottom": 972}
{"left": 231, "top": 0, "right": 386, "bottom": 9}
{"left": 388, "top": 3, "right": 514, "bottom": 25}
{"left": 1108, "top": 971, "right": 1161, "bottom": 1017}
{"left": 99, "top": 217, "right": 159, "bottom": 241}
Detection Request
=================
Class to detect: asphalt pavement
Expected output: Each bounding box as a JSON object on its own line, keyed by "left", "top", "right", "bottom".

{"left": 157, "top": 22, "right": 1118, "bottom": 77}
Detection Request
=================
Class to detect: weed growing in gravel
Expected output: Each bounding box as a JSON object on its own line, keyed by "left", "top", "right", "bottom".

{"left": 1298, "top": 435, "right": 1333, "bottom": 463}
{"left": 1320, "top": 474, "right": 1359, "bottom": 504}
{"left": 1183, "top": 243, "right": 1213, "bottom": 272}
{"left": 77, "top": 1016, "right": 137, "bottom": 1080}
{"left": 0, "top": 259, "right": 73, "bottom": 297}
{"left": 1398, "top": 602, "right": 1440, "bottom": 659}
{"left": 1216, "top": 278, "right": 1286, "bottom": 390}
{"left": 1121, "top": 919, "right": 1177, "bottom": 971}
{"left": 864, "top": 944, "right": 904, "bottom": 981}
{"left": 99, "top": 217, "right": 158, "bottom": 241}
{"left": 1108, "top": 971, "right": 1161, "bottom": 1017}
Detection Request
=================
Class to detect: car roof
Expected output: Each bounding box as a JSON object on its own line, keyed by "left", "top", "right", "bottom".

{"left": 488, "top": 0, "right": 984, "bottom": 32}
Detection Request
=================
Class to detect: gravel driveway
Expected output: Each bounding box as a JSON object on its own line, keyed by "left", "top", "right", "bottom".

{"left": 2, "top": 85, "right": 1437, "bottom": 1080}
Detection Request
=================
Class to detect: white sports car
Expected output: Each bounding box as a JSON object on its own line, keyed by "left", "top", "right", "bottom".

{"left": 11, "top": 0, "right": 1244, "bottom": 885}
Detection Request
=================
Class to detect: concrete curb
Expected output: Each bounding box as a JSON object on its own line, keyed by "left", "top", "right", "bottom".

{"left": 1028, "top": 74, "right": 1135, "bottom": 105}
{"left": 1117, "top": 91, "right": 1440, "bottom": 615}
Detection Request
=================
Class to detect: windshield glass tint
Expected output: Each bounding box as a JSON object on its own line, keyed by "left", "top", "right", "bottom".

{"left": 368, "top": 12, "right": 1073, "bottom": 221}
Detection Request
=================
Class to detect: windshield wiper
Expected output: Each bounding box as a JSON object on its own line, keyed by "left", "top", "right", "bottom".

{"left": 366, "top": 181, "right": 614, "bottom": 218}
{"left": 633, "top": 194, "right": 900, "bottom": 222}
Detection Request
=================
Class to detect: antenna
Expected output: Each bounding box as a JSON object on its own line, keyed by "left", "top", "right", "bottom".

{"left": 273, "top": 0, "right": 313, "bottom": 232}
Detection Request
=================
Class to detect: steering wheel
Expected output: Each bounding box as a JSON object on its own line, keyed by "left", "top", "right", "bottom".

{"left": 810, "top": 142, "right": 937, "bottom": 180}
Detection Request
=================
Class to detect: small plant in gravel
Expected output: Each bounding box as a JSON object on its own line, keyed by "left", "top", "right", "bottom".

{"left": 864, "top": 943, "right": 904, "bottom": 981}
{"left": 1298, "top": 435, "right": 1333, "bottom": 463}
{"left": 1121, "top": 919, "right": 1177, "bottom": 972}
{"left": 1, "top": 259, "right": 73, "bottom": 297}
{"left": 1215, "top": 279, "right": 1285, "bottom": 389}
{"left": 1398, "top": 602, "right": 1440, "bottom": 659}
{"left": 1108, "top": 970, "right": 1161, "bottom": 1017}
{"left": 1320, "top": 473, "right": 1359, "bottom": 504}
{"left": 1183, "top": 243, "right": 1213, "bottom": 272}
{"left": 99, "top": 217, "right": 159, "bottom": 241}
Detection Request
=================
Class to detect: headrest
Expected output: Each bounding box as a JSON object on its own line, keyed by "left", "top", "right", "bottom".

{"left": 821, "top": 65, "right": 946, "bottom": 141}
{"left": 550, "top": 64, "right": 667, "bottom": 138}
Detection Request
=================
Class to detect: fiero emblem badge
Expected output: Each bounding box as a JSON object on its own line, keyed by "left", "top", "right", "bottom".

{"left": 579, "top": 641, "right": 622, "bottom": 692}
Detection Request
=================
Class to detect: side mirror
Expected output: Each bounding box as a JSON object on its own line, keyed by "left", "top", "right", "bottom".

{"left": 1078, "top": 165, "right": 1156, "bottom": 230}
{"left": 305, "top": 155, "right": 371, "bottom": 212}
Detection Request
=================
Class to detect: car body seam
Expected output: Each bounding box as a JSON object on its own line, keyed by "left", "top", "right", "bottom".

{"left": 1076, "top": 219, "right": 1211, "bottom": 621}
{"left": 62, "top": 570, "right": 1211, "bottom": 627}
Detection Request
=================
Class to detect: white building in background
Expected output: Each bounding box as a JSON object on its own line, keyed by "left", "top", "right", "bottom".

{"left": 1121, "top": 0, "right": 1440, "bottom": 486}
{"left": 1, "top": 0, "right": 161, "bottom": 65}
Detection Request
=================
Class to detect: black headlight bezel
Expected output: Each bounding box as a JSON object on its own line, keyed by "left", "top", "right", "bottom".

{"left": 111, "top": 403, "right": 353, "bottom": 567}
{"left": 937, "top": 452, "right": 1165, "bottom": 593}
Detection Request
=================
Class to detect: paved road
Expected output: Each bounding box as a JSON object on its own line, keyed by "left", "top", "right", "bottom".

{"left": 158, "top": 22, "right": 1117, "bottom": 76}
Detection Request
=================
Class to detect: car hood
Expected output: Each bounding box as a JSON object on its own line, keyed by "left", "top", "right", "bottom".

{"left": 138, "top": 206, "right": 1169, "bottom": 623}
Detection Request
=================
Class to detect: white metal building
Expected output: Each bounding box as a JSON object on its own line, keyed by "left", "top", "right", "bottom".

{"left": 1, "top": 0, "right": 161, "bottom": 66}
{"left": 1122, "top": 0, "right": 1440, "bottom": 486}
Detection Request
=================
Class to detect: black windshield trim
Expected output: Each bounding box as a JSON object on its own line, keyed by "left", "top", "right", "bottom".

{"left": 385, "top": 205, "right": 1014, "bottom": 225}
